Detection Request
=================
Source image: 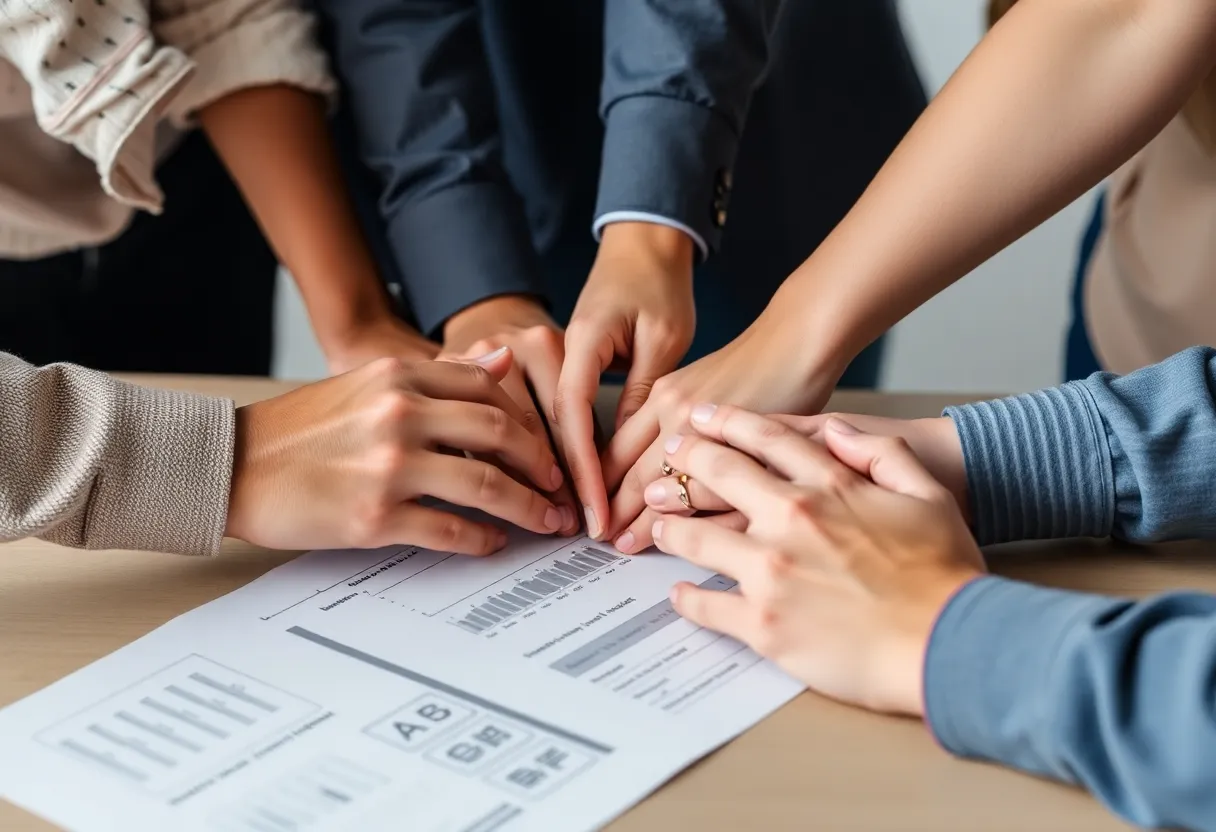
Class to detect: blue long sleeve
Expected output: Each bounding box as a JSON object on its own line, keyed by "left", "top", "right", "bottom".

{"left": 944, "top": 345, "right": 1216, "bottom": 546}
{"left": 923, "top": 347, "right": 1216, "bottom": 830}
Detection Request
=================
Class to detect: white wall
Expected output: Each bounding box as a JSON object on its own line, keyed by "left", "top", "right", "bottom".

{"left": 273, "top": 0, "right": 1093, "bottom": 394}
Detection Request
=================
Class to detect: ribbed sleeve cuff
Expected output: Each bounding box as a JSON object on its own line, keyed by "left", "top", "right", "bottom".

{"left": 924, "top": 576, "right": 1111, "bottom": 775}
{"left": 385, "top": 184, "right": 548, "bottom": 337}
{"left": 943, "top": 384, "right": 1115, "bottom": 546}
{"left": 595, "top": 96, "right": 738, "bottom": 257}
{"left": 87, "top": 381, "right": 236, "bottom": 556}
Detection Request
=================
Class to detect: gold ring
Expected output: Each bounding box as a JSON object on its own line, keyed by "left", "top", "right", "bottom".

{"left": 676, "top": 474, "right": 693, "bottom": 510}
{"left": 660, "top": 460, "right": 678, "bottom": 477}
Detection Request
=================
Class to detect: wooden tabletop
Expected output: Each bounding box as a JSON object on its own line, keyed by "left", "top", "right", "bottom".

{"left": 4, "top": 375, "right": 1212, "bottom": 831}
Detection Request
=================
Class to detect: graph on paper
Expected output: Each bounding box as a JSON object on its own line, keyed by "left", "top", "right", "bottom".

{"left": 36, "top": 656, "right": 321, "bottom": 793}
{"left": 450, "top": 546, "right": 624, "bottom": 633}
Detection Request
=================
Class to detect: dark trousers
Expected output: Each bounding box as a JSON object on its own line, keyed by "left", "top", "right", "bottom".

{"left": 0, "top": 131, "right": 277, "bottom": 376}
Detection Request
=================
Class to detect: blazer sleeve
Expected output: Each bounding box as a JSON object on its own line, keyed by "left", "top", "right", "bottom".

{"left": 594, "top": 0, "right": 786, "bottom": 257}
{"left": 0, "top": 353, "right": 234, "bottom": 556}
{"left": 311, "top": 0, "right": 546, "bottom": 337}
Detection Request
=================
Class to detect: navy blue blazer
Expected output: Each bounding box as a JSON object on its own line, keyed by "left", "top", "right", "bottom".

{"left": 314, "top": 0, "right": 926, "bottom": 381}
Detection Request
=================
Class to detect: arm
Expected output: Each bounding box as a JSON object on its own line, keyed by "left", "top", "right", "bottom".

{"left": 768, "top": 0, "right": 1216, "bottom": 388}
{"left": 927, "top": 577, "right": 1216, "bottom": 832}
{"left": 0, "top": 353, "right": 234, "bottom": 555}
{"left": 595, "top": 0, "right": 784, "bottom": 256}
{"left": 310, "top": 0, "right": 545, "bottom": 337}
{"left": 196, "top": 86, "right": 437, "bottom": 371}
{"left": 944, "top": 346, "right": 1216, "bottom": 546}
{"left": 149, "top": 0, "right": 435, "bottom": 370}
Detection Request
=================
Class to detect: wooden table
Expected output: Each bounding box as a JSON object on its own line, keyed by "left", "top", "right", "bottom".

{"left": 4, "top": 375, "right": 1213, "bottom": 831}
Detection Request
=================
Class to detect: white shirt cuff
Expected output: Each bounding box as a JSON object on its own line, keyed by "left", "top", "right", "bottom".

{"left": 592, "top": 211, "right": 709, "bottom": 262}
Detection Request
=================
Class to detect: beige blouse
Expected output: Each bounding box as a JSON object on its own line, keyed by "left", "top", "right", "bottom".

{"left": 1083, "top": 76, "right": 1216, "bottom": 374}
{"left": 0, "top": 0, "right": 336, "bottom": 259}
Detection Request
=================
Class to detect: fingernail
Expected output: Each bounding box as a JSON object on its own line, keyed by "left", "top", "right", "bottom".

{"left": 550, "top": 464, "right": 564, "bottom": 490}
{"left": 584, "top": 506, "right": 601, "bottom": 538}
{"left": 664, "top": 434, "right": 684, "bottom": 454}
{"left": 544, "top": 506, "right": 563, "bottom": 532}
{"left": 644, "top": 481, "right": 668, "bottom": 505}
{"left": 690, "top": 403, "right": 717, "bottom": 424}
{"left": 615, "top": 531, "right": 635, "bottom": 553}
{"left": 826, "top": 418, "right": 859, "bottom": 435}
{"left": 474, "top": 345, "right": 509, "bottom": 364}
{"left": 560, "top": 506, "right": 576, "bottom": 530}
{"left": 652, "top": 519, "right": 664, "bottom": 542}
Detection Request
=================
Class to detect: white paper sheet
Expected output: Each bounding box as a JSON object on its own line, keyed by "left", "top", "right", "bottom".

{"left": 0, "top": 526, "right": 803, "bottom": 832}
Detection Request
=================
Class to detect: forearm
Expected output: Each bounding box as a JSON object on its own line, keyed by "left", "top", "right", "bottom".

{"left": 944, "top": 347, "right": 1216, "bottom": 546}
{"left": 199, "top": 84, "right": 403, "bottom": 355}
{"left": 927, "top": 577, "right": 1216, "bottom": 832}
{"left": 0, "top": 353, "right": 233, "bottom": 555}
{"left": 775, "top": 0, "right": 1216, "bottom": 378}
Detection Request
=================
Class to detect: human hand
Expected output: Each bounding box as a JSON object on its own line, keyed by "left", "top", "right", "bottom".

{"left": 442, "top": 295, "right": 580, "bottom": 536}
{"left": 651, "top": 406, "right": 986, "bottom": 716}
{"left": 324, "top": 314, "right": 440, "bottom": 376}
{"left": 599, "top": 299, "right": 845, "bottom": 553}
{"left": 643, "top": 413, "right": 970, "bottom": 527}
{"left": 552, "top": 222, "right": 696, "bottom": 538}
{"left": 224, "top": 349, "right": 573, "bottom": 555}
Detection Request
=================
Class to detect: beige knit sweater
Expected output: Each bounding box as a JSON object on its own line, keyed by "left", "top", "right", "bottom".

{"left": 0, "top": 351, "right": 234, "bottom": 555}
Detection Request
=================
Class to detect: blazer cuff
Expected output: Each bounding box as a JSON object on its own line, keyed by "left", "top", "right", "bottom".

{"left": 385, "top": 183, "right": 548, "bottom": 336}
{"left": 595, "top": 95, "right": 738, "bottom": 257}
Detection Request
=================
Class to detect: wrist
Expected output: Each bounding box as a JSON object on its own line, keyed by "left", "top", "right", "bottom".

{"left": 442, "top": 294, "right": 552, "bottom": 344}
{"left": 599, "top": 221, "right": 694, "bottom": 273}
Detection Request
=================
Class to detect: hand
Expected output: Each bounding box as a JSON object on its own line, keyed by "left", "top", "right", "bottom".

{"left": 643, "top": 412, "right": 970, "bottom": 527}
{"left": 651, "top": 406, "right": 986, "bottom": 716}
{"left": 598, "top": 297, "right": 843, "bottom": 553}
{"left": 224, "top": 349, "right": 573, "bottom": 555}
{"left": 553, "top": 222, "right": 696, "bottom": 539}
{"left": 442, "top": 295, "right": 580, "bottom": 536}
{"left": 324, "top": 314, "right": 440, "bottom": 376}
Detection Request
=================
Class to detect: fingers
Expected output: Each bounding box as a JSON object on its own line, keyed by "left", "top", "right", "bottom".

{"left": 684, "top": 404, "right": 860, "bottom": 492}
{"left": 614, "top": 325, "right": 683, "bottom": 430}
{"left": 643, "top": 475, "right": 730, "bottom": 514}
{"left": 668, "top": 583, "right": 753, "bottom": 642}
{"left": 406, "top": 359, "right": 530, "bottom": 427}
{"left": 412, "top": 454, "right": 572, "bottom": 537}
{"left": 554, "top": 324, "right": 616, "bottom": 538}
{"left": 444, "top": 344, "right": 514, "bottom": 382}
{"left": 376, "top": 503, "right": 507, "bottom": 557}
{"left": 821, "top": 419, "right": 948, "bottom": 502}
{"left": 600, "top": 399, "right": 660, "bottom": 493}
{"left": 605, "top": 437, "right": 663, "bottom": 542}
{"left": 421, "top": 398, "right": 564, "bottom": 496}
{"left": 661, "top": 432, "right": 792, "bottom": 521}
{"left": 652, "top": 513, "right": 766, "bottom": 585}
{"left": 514, "top": 342, "right": 581, "bottom": 535}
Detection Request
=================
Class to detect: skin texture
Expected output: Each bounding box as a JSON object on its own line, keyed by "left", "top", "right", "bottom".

{"left": 224, "top": 349, "right": 573, "bottom": 556}
{"left": 649, "top": 405, "right": 986, "bottom": 717}
{"left": 442, "top": 222, "right": 696, "bottom": 540}
{"left": 598, "top": 0, "right": 1216, "bottom": 553}
{"left": 198, "top": 84, "right": 439, "bottom": 373}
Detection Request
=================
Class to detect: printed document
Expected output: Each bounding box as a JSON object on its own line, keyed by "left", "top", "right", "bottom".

{"left": 0, "top": 526, "right": 803, "bottom": 831}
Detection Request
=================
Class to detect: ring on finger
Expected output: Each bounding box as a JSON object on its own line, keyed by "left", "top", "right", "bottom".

{"left": 676, "top": 473, "right": 694, "bottom": 511}
{"left": 660, "top": 460, "right": 680, "bottom": 477}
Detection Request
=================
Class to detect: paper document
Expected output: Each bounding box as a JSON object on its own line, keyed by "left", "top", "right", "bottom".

{"left": 0, "top": 526, "right": 803, "bottom": 832}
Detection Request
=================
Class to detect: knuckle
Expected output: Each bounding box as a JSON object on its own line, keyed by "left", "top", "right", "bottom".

{"left": 467, "top": 338, "right": 499, "bottom": 358}
{"left": 484, "top": 406, "right": 512, "bottom": 442}
{"left": 457, "top": 360, "right": 493, "bottom": 386}
{"left": 473, "top": 465, "right": 504, "bottom": 502}
{"left": 366, "top": 355, "right": 411, "bottom": 380}
{"left": 437, "top": 516, "right": 466, "bottom": 550}
{"left": 760, "top": 546, "right": 796, "bottom": 582}
{"left": 523, "top": 324, "right": 563, "bottom": 351}
{"left": 550, "top": 390, "right": 575, "bottom": 425}
{"left": 369, "top": 389, "right": 417, "bottom": 427}
{"left": 775, "top": 491, "right": 818, "bottom": 532}
{"left": 754, "top": 417, "right": 793, "bottom": 443}
{"left": 349, "top": 502, "right": 389, "bottom": 548}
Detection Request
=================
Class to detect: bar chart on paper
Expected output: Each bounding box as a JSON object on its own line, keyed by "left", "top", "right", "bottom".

{"left": 450, "top": 546, "right": 624, "bottom": 634}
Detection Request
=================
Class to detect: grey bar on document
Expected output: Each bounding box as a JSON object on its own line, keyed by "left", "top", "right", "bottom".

{"left": 549, "top": 574, "right": 737, "bottom": 678}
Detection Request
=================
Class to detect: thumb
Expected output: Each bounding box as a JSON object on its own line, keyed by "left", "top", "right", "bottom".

{"left": 453, "top": 344, "right": 514, "bottom": 383}
{"left": 823, "top": 418, "right": 944, "bottom": 502}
